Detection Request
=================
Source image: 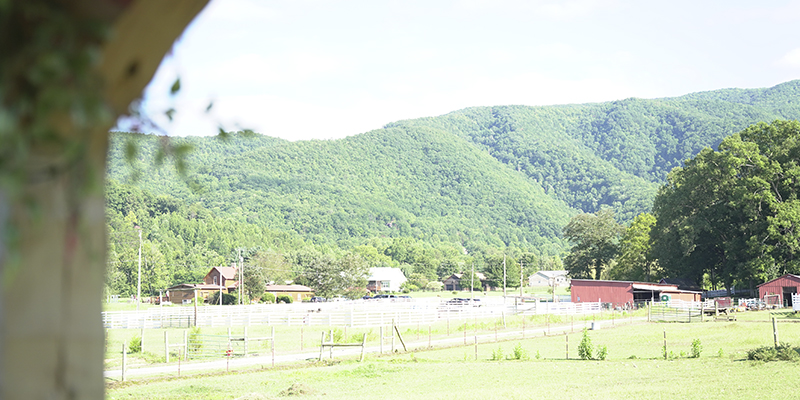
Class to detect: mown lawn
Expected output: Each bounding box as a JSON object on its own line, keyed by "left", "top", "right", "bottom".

{"left": 107, "top": 311, "right": 800, "bottom": 399}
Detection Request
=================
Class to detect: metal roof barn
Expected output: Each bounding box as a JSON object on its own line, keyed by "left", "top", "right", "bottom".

{"left": 571, "top": 279, "right": 684, "bottom": 307}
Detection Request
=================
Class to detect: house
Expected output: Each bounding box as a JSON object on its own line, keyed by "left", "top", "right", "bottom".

{"left": 442, "top": 272, "right": 489, "bottom": 292}
{"left": 166, "top": 266, "right": 239, "bottom": 304}
{"left": 366, "top": 267, "right": 407, "bottom": 293}
{"left": 204, "top": 266, "right": 239, "bottom": 290}
{"left": 264, "top": 284, "right": 314, "bottom": 302}
{"left": 758, "top": 274, "right": 800, "bottom": 307}
{"left": 571, "top": 279, "right": 702, "bottom": 308}
{"left": 529, "top": 270, "right": 569, "bottom": 287}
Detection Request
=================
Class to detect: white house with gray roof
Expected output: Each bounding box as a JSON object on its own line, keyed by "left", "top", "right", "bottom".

{"left": 529, "top": 270, "right": 569, "bottom": 287}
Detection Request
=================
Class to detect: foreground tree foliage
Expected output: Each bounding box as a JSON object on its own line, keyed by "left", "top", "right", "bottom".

{"left": 651, "top": 120, "right": 800, "bottom": 291}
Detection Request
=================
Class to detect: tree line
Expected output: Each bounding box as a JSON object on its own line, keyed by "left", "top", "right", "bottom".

{"left": 563, "top": 120, "right": 800, "bottom": 293}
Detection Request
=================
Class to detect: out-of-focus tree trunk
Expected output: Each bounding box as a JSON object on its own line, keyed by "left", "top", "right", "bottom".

{"left": 0, "top": 1, "right": 208, "bottom": 398}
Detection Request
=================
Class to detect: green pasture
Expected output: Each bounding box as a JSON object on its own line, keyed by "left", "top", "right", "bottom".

{"left": 105, "top": 309, "right": 628, "bottom": 369}
{"left": 108, "top": 310, "right": 800, "bottom": 399}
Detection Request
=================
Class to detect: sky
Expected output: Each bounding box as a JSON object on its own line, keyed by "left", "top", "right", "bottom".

{"left": 135, "top": 0, "right": 800, "bottom": 141}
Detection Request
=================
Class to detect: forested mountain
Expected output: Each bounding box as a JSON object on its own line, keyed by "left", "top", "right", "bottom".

{"left": 105, "top": 80, "right": 800, "bottom": 297}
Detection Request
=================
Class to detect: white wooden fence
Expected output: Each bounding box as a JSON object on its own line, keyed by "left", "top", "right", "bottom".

{"left": 103, "top": 299, "right": 602, "bottom": 329}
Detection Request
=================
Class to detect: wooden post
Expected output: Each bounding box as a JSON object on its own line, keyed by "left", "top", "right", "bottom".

{"left": 474, "top": 335, "right": 478, "bottom": 360}
{"left": 319, "top": 331, "right": 325, "bottom": 361}
{"left": 394, "top": 324, "right": 407, "bottom": 352}
{"left": 359, "top": 333, "right": 367, "bottom": 362}
{"left": 700, "top": 301, "right": 704, "bottom": 323}
{"left": 244, "top": 326, "right": 248, "bottom": 356}
{"left": 271, "top": 327, "right": 275, "bottom": 367}
{"left": 184, "top": 330, "right": 188, "bottom": 361}
{"left": 494, "top": 320, "right": 498, "bottom": 342}
{"left": 565, "top": 333, "right": 569, "bottom": 360}
{"left": 379, "top": 326, "right": 384, "bottom": 354}
{"left": 663, "top": 328, "right": 667, "bottom": 360}
{"left": 773, "top": 317, "right": 779, "bottom": 348}
{"left": 463, "top": 321, "right": 467, "bottom": 345}
{"left": 428, "top": 325, "right": 432, "bottom": 349}
{"left": 122, "top": 343, "right": 127, "bottom": 382}
{"left": 300, "top": 327, "right": 304, "bottom": 351}
{"left": 522, "top": 316, "right": 525, "bottom": 338}
{"left": 165, "top": 330, "right": 169, "bottom": 363}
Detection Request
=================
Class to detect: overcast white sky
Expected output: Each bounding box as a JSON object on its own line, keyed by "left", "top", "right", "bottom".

{"left": 135, "top": 0, "right": 800, "bottom": 141}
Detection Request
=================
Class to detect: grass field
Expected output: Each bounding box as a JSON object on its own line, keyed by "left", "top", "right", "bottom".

{"left": 107, "top": 310, "right": 800, "bottom": 399}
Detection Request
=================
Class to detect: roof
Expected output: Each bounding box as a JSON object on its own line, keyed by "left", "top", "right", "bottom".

{"left": 264, "top": 284, "right": 313, "bottom": 292}
{"left": 757, "top": 274, "right": 800, "bottom": 287}
{"left": 659, "top": 278, "right": 702, "bottom": 291}
{"left": 368, "top": 267, "right": 407, "bottom": 281}
{"left": 211, "top": 266, "right": 237, "bottom": 280}
{"left": 167, "top": 283, "right": 225, "bottom": 291}
{"left": 449, "top": 272, "right": 487, "bottom": 281}
{"left": 535, "top": 270, "right": 568, "bottom": 278}
{"left": 572, "top": 279, "right": 678, "bottom": 291}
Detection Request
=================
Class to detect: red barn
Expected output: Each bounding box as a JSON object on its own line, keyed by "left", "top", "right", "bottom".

{"left": 758, "top": 274, "right": 800, "bottom": 307}
{"left": 571, "top": 279, "right": 700, "bottom": 307}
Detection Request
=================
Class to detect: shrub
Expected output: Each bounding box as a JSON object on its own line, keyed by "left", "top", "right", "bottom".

{"left": 690, "top": 339, "right": 702, "bottom": 358}
{"left": 747, "top": 343, "right": 800, "bottom": 362}
{"left": 595, "top": 345, "right": 608, "bottom": 361}
{"left": 261, "top": 292, "right": 276, "bottom": 303}
{"left": 128, "top": 335, "right": 142, "bottom": 354}
{"left": 578, "top": 328, "right": 594, "bottom": 360}
{"left": 491, "top": 346, "right": 504, "bottom": 361}
{"left": 276, "top": 294, "right": 293, "bottom": 304}
{"left": 512, "top": 343, "right": 529, "bottom": 360}
{"left": 207, "top": 291, "right": 237, "bottom": 305}
{"left": 188, "top": 326, "right": 202, "bottom": 356}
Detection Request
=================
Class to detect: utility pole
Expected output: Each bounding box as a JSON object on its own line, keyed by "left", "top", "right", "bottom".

{"left": 137, "top": 226, "right": 142, "bottom": 312}
{"left": 503, "top": 254, "right": 507, "bottom": 297}
{"left": 470, "top": 263, "right": 475, "bottom": 301}
{"left": 239, "top": 249, "right": 244, "bottom": 305}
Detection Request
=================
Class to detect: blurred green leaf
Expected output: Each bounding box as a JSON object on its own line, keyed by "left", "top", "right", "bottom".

{"left": 170, "top": 78, "right": 181, "bottom": 95}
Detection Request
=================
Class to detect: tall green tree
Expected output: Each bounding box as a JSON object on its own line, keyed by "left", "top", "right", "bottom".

{"left": 563, "top": 209, "right": 623, "bottom": 279}
{"left": 609, "top": 213, "right": 660, "bottom": 282}
{"left": 651, "top": 120, "right": 800, "bottom": 291}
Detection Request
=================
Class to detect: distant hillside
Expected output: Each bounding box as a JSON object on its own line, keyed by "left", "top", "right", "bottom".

{"left": 108, "top": 80, "right": 800, "bottom": 256}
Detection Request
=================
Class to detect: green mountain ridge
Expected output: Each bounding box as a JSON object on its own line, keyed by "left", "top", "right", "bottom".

{"left": 107, "top": 80, "right": 800, "bottom": 266}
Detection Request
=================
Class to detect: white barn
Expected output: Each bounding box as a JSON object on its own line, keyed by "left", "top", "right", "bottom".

{"left": 367, "top": 267, "right": 408, "bottom": 293}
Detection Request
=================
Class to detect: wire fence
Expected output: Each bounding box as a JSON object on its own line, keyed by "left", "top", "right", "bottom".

{"left": 103, "top": 298, "right": 603, "bottom": 329}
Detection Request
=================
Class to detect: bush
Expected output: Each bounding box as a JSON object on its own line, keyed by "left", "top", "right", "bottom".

{"left": 578, "top": 328, "right": 594, "bottom": 360}
{"left": 491, "top": 346, "right": 504, "bottom": 361}
{"left": 128, "top": 335, "right": 141, "bottom": 354}
{"left": 512, "top": 343, "right": 529, "bottom": 360}
{"left": 188, "top": 326, "right": 202, "bottom": 356}
{"left": 690, "top": 339, "right": 702, "bottom": 358}
{"left": 261, "top": 292, "right": 276, "bottom": 303}
{"left": 207, "top": 291, "right": 237, "bottom": 305}
{"left": 595, "top": 345, "right": 608, "bottom": 361}
{"left": 747, "top": 343, "right": 800, "bottom": 362}
{"left": 276, "top": 294, "right": 293, "bottom": 304}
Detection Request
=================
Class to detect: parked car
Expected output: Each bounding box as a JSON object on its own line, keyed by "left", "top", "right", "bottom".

{"left": 310, "top": 296, "right": 326, "bottom": 303}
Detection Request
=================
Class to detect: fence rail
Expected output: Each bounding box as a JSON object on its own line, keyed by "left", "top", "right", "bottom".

{"left": 103, "top": 299, "right": 603, "bottom": 329}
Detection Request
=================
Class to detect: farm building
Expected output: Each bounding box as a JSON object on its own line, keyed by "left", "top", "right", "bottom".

{"left": 529, "top": 270, "right": 569, "bottom": 286}
{"left": 264, "top": 285, "right": 314, "bottom": 302}
{"left": 443, "top": 272, "right": 490, "bottom": 291}
{"left": 757, "top": 274, "right": 800, "bottom": 307}
{"left": 367, "top": 267, "right": 407, "bottom": 292}
{"left": 165, "top": 266, "right": 240, "bottom": 304}
{"left": 571, "top": 279, "right": 701, "bottom": 307}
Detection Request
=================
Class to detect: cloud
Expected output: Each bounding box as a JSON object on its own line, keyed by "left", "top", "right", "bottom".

{"left": 777, "top": 48, "right": 800, "bottom": 68}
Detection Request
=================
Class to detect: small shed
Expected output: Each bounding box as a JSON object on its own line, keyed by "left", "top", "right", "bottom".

{"left": 758, "top": 274, "right": 800, "bottom": 307}
{"left": 571, "top": 279, "right": 700, "bottom": 307}
{"left": 166, "top": 283, "right": 227, "bottom": 304}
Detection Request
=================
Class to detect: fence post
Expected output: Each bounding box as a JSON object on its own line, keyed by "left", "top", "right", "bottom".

{"left": 359, "top": 333, "right": 367, "bottom": 362}
{"left": 379, "top": 326, "right": 384, "bottom": 354}
{"left": 319, "top": 331, "right": 325, "bottom": 361}
{"left": 428, "top": 325, "right": 432, "bottom": 349}
{"left": 165, "top": 330, "right": 169, "bottom": 363}
{"left": 300, "top": 327, "right": 304, "bottom": 351}
{"left": 122, "top": 343, "right": 127, "bottom": 382}
{"left": 773, "top": 317, "right": 779, "bottom": 348}
{"left": 271, "top": 326, "right": 275, "bottom": 367}
{"left": 184, "top": 330, "right": 188, "bottom": 361}
{"left": 244, "top": 326, "right": 248, "bottom": 356}
{"left": 565, "top": 333, "right": 569, "bottom": 360}
{"left": 474, "top": 335, "right": 478, "bottom": 360}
